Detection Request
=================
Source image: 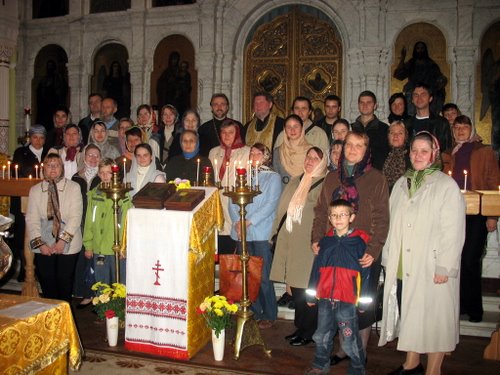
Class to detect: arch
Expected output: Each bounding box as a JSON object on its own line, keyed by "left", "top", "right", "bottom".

{"left": 32, "top": 44, "right": 69, "bottom": 130}
{"left": 91, "top": 42, "right": 131, "bottom": 118}
{"left": 151, "top": 34, "right": 197, "bottom": 115}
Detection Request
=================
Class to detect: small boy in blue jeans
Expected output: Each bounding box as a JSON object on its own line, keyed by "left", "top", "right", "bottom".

{"left": 305, "top": 199, "right": 371, "bottom": 375}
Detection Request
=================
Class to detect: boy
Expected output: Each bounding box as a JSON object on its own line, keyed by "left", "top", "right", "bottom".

{"left": 305, "top": 199, "right": 371, "bottom": 375}
{"left": 83, "top": 158, "right": 133, "bottom": 285}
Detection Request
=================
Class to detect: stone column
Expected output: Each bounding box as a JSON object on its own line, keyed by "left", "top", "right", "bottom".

{"left": 454, "top": 46, "right": 477, "bottom": 118}
{"left": 0, "top": 42, "right": 14, "bottom": 155}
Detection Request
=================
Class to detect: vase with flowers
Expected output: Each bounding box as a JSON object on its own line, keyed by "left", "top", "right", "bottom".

{"left": 197, "top": 295, "right": 238, "bottom": 361}
{"left": 91, "top": 282, "right": 126, "bottom": 346}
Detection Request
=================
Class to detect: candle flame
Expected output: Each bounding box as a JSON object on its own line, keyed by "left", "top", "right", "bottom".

{"left": 463, "top": 170, "right": 468, "bottom": 175}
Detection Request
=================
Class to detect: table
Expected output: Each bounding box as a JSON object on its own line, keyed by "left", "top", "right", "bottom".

{"left": 125, "top": 187, "right": 223, "bottom": 360}
{"left": 0, "top": 294, "right": 82, "bottom": 374}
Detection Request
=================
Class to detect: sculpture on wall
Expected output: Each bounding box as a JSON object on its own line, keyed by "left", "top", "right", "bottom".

{"left": 36, "top": 59, "right": 68, "bottom": 130}
{"left": 480, "top": 48, "right": 500, "bottom": 153}
{"left": 101, "top": 60, "right": 131, "bottom": 118}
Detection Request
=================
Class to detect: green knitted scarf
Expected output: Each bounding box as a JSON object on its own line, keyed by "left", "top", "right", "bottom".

{"left": 403, "top": 162, "right": 441, "bottom": 198}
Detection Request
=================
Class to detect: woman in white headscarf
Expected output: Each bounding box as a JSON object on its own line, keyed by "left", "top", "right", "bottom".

{"left": 128, "top": 143, "right": 166, "bottom": 197}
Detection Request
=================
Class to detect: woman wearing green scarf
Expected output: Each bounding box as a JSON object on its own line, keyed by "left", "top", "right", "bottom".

{"left": 379, "top": 131, "right": 466, "bottom": 375}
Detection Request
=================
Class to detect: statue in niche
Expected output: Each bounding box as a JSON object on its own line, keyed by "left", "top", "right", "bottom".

{"left": 102, "top": 61, "right": 131, "bottom": 118}
{"left": 394, "top": 41, "right": 448, "bottom": 116}
{"left": 36, "top": 59, "right": 68, "bottom": 131}
{"left": 260, "top": 73, "right": 280, "bottom": 93}
{"left": 480, "top": 48, "right": 500, "bottom": 153}
{"left": 156, "top": 51, "right": 192, "bottom": 115}
{"left": 308, "top": 72, "right": 327, "bottom": 92}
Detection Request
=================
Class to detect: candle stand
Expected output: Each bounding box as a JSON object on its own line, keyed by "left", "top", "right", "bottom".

{"left": 99, "top": 165, "right": 132, "bottom": 284}
{"left": 223, "top": 170, "right": 271, "bottom": 360}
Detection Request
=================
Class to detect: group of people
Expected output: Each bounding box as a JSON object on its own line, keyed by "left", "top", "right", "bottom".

{"left": 12, "top": 81, "right": 499, "bottom": 375}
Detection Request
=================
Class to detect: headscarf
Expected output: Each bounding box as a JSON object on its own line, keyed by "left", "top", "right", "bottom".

{"left": 63, "top": 124, "right": 82, "bottom": 161}
{"left": 451, "top": 116, "right": 479, "bottom": 155}
{"left": 218, "top": 121, "right": 246, "bottom": 180}
{"left": 332, "top": 141, "right": 372, "bottom": 213}
{"left": 279, "top": 120, "right": 311, "bottom": 177}
{"left": 382, "top": 122, "right": 409, "bottom": 188}
{"left": 44, "top": 158, "right": 64, "bottom": 238}
{"left": 286, "top": 148, "right": 327, "bottom": 232}
{"left": 403, "top": 131, "right": 441, "bottom": 198}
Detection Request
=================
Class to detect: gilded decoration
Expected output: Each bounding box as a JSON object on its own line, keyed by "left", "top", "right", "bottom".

{"left": 244, "top": 7, "right": 342, "bottom": 120}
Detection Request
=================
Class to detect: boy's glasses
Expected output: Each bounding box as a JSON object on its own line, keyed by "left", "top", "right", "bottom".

{"left": 329, "top": 213, "right": 351, "bottom": 219}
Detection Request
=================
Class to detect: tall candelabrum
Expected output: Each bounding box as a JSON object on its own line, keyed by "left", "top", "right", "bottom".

{"left": 223, "top": 167, "right": 271, "bottom": 360}
{"left": 99, "top": 164, "right": 132, "bottom": 284}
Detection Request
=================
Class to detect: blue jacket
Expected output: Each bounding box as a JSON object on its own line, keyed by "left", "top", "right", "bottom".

{"left": 229, "top": 169, "right": 281, "bottom": 241}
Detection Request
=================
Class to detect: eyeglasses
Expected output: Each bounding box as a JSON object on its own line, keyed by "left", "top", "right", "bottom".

{"left": 329, "top": 213, "right": 351, "bottom": 219}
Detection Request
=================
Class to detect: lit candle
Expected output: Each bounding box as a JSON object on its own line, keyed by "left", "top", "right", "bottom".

{"left": 196, "top": 158, "right": 200, "bottom": 186}
{"left": 463, "top": 170, "right": 468, "bottom": 191}
{"left": 40, "top": 163, "right": 44, "bottom": 179}
{"left": 7, "top": 161, "right": 11, "bottom": 180}
{"left": 448, "top": 170, "right": 452, "bottom": 177}
{"left": 24, "top": 107, "right": 30, "bottom": 132}
{"left": 225, "top": 162, "right": 229, "bottom": 188}
{"left": 256, "top": 161, "right": 259, "bottom": 186}
{"left": 15, "top": 164, "right": 18, "bottom": 180}
{"left": 29, "top": 174, "right": 32, "bottom": 180}
{"left": 123, "top": 158, "right": 127, "bottom": 183}
{"left": 35, "top": 165, "right": 39, "bottom": 179}
{"left": 214, "top": 159, "right": 218, "bottom": 183}
{"left": 2, "top": 165, "right": 5, "bottom": 179}
{"left": 247, "top": 160, "right": 252, "bottom": 188}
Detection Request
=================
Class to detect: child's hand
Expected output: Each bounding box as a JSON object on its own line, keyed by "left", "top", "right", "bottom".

{"left": 311, "top": 242, "right": 320, "bottom": 255}
{"left": 84, "top": 250, "right": 93, "bottom": 259}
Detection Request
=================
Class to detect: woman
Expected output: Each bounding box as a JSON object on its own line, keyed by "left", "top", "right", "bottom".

{"left": 158, "top": 104, "right": 180, "bottom": 164}
{"left": 88, "top": 120, "right": 121, "bottom": 160}
{"left": 379, "top": 131, "right": 465, "bottom": 375}
{"left": 209, "top": 119, "right": 250, "bottom": 253}
{"left": 229, "top": 143, "right": 282, "bottom": 329}
{"left": 168, "top": 109, "right": 201, "bottom": 161}
{"left": 273, "top": 114, "right": 311, "bottom": 186}
{"left": 383, "top": 120, "right": 411, "bottom": 191}
{"left": 311, "top": 130, "right": 389, "bottom": 363}
{"left": 442, "top": 115, "right": 500, "bottom": 323}
{"left": 46, "top": 105, "right": 72, "bottom": 149}
{"left": 388, "top": 92, "right": 410, "bottom": 124}
{"left": 328, "top": 140, "right": 343, "bottom": 172}
{"left": 136, "top": 104, "right": 161, "bottom": 160}
{"left": 26, "top": 153, "right": 83, "bottom": 302}
{"left": 49, "top": 124, "right": 84, "bottom": 179}
{"left": 128, "top": 143, "right": 166, "bottom": 197}
{"left": 270, "top": 147, "right": 327, "bottom": 346}
{"left": 164, "top": 130, "right": 212, "bottom": 185}
{"left": 71, "top": 144, "right": 102, "bottom": 308}
{"left": 117, "top": 117, "right": 133, "bottom": 155}
{"left": 331, "top": 118, "right": 350, "bottom": 142}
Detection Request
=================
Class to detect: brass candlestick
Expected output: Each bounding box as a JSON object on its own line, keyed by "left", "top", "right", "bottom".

{"left": 99, "top": 165, "right": 132, "bottom": 284}
{"left": 223, "top": 169, "right": 270, "bottom": 360}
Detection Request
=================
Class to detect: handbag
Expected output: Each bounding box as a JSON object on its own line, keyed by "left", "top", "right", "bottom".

{"left": 219, "top": 250, "right": 263, "bottom": 303}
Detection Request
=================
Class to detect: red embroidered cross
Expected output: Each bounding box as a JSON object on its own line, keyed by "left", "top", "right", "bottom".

{"left": 152, "top": 260, "right": 164, "bottom": 286}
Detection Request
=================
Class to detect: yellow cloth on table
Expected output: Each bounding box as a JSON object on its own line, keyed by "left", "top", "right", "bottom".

{"left": 0, "top": 294, "right": 82, "bottom": 374}
{"left": 0, "top": 153, "right": 11, "bottom": 217}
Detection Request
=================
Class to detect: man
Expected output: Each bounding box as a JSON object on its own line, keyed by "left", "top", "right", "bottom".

{"left": 405, "top": 83, "right": 452, "bottom": 151}
{"left": 78, "top": 93, "right": 102, "bottom": 144}
{"left": 351, "top": 91, "right": 390, "bottom": 170}
{"left": 442, "top": 102, "right": 461, "bottom": 128}
{"left": 243, "top": 92, "right": 284, "bottom": 150}
{"left": 315, "top": 94, "right": 342, "bottom": 144}
{"left": 11, "top": 125, "right": 49, "bottom": 281}
{"left": 117, "top": 126, "right": 162, "bottom": 174}
{"left": 274, "top": 96, "right": 329, "bottom": 153}
{"left": 101, "top": 97, "right": 120, "bottom": 138}
{"left": 198, "top": 93, "right": 242, "bottom": 156}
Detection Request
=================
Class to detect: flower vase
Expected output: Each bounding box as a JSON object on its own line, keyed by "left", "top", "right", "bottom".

{"left": 106, "top": 316, "right": 119, "bottom": 347}
{"left": 211, "top": 329, "right": 225, "bottom": 361}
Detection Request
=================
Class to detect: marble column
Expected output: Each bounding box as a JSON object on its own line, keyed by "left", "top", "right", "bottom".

{"left": 454, "top": 46, "right": 477, "bottom": 118}
{"left": 0, "top": 42, "right": 14, "bottom": 155}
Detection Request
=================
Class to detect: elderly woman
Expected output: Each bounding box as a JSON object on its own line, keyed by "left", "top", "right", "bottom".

{"left": 158, "top": 104, "right": 180, "bottom": 164}
{"left": 88, "top": 120, "right": 121, "bottom": 160}
{"left": 49, "top": 123, "right": 84, "bottom": 179}
{"left": 168, "top": 109, "right": 201, "bottom": 161}
{"left": 209, "top": 119, "right": 250, "bottom": 254}
{"left": 229, "top": 143, "right": 281, "bottom": 329}
{"left": 136, "top": 104, "right": 161, "bottom": 160}
{"left": 442, "top": 115, "right": 500, "bottom": 323}
{"left": 271, "top": 146, "right": 327, "bottom": 345}
{"left": 128, "top": 143, "right": 166, "bottom": 197}
{"left": 26, "top": 153, "right": 83, "bottom": 302}
{"left": 273, "top": 114, "right": 312, "bottom": 186}
{"left": 383, "top": 120, "right": 411, "bottom": 192}
{"left": 164, "top": 130, "right": 212, "bottom": 184}
{"left": 312, "top": 130, "right": 389, "bottom": 364}
{"left": 379, "top": 131, "right": 466, "bottom": 375}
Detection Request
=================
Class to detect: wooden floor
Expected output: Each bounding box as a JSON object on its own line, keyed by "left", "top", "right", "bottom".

{"left": 73, "top": 302, "right": 499, "bottom": 375}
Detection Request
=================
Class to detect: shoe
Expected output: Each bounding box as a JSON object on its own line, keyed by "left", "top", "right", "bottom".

{"left": 330, "top": 354, "right": 349, "bottom": 365}
{"left": 387, "top": 363, "right": 424, "bottom": 375}
{"left": 277, "top": 292, "right": 293, "bottom": 306}
{"left": 285, "top": 331, "right": 300, "bottom": 341}
{"left": 468, "top": 315, "right": 482, "bottom": 323}
{"left": 77, "top": 298, "right": 93, "bottom": 309}
{"left": 258, "top": 320, "right": 274, "bottom": 329}
{"left": 304, "top": 367, "right": 328, "bottom": 375}
{"left": 289, "top": 336, "right": 314, "bottom": 346}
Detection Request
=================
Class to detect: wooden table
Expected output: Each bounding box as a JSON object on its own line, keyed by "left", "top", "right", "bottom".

{"left": 0, "top": 294, "right": 82, "bottom": 374}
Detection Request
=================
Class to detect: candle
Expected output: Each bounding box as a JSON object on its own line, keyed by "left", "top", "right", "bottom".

{"left": 463, "top": 170, "right": 468, "bottom": 191}
{"left": 196, "top": 158, "right": 200, "bottom": 186}
{"left": 225, "top": 162, "right": 229, "bottom": 187}
{"left": 15, "top": 164, "right": 18, "bottom": 180}
{"left": 256, "top": 161, "right": 259, "bottom": 186}
{"left": 7, "top": 161, "right": 11, "bottom": 180}
{"left": 214, "top": 159, "right": 218, "bottom": 183}
{"left": 40, "top": 163, "right": 44, "bottom": 179}
{"left": 448, "top": 170, "right": 452, "bottom": 177}
{"left": 24, "top": 107, "right": 31, "bottom": 132}
{"left": 29, "top": 174, "right": 32, "bottom": 180}
{"left": 35, "top": 165, "right": 39, "bottom": 179}
{"left": 121, "top": 158, "right": 126, "bottom": 183}
{"left": 247, "top": 160, "right": 252, "bottom": 188}
{"left": 2, "top": 165, "right": 5, "bottom": 179}
{"left": 233, "top": 160, "right": 237, "bottom": 187}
